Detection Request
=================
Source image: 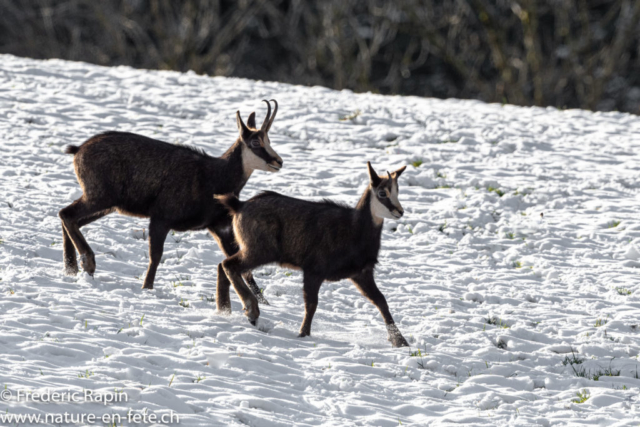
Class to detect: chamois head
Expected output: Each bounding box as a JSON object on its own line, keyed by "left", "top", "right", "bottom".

{"left": 367, "top": 162, "right": 406, "bottom": 220}
{"left": 237, "top": 99, "right": 283, "bottom": 173}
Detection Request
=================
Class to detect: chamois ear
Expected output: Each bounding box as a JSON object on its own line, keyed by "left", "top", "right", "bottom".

{"left": 391, "top": 165, "right": 407, "bottom": 179}
{"left": 236, "top": 111, "right": 251, "bottom": 140}
{"left": 367, "top": 161, "right": 382, "bottom": 187}
{"left": 247, "top": 112, "right": 257, "bottom": 129}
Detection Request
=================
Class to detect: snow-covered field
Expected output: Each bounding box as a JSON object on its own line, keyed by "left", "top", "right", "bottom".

{"left": 1, "top": 54, "right": 640, "bottom": 426}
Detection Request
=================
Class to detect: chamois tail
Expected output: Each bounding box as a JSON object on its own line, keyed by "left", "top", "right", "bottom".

{"left": 65, "top": 145, "right": 80, "bottom": 155}
{"left": 215, "top": 194, "right": 244, "bottom": 215}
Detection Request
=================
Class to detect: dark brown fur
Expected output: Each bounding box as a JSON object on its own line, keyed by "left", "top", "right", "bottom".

{"left": 217, "top": 163, "right": 409, "bottom": 347}
{"left": 59, "top": 101, "right": 281, "bottom": 306}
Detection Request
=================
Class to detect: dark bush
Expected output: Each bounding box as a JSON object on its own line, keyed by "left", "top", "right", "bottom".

{"left": 1, "top": 0, "right": 639, "bottom": 113}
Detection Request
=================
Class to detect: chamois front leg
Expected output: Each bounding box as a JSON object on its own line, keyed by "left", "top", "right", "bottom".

{"left": 351, "top": 269, "right": 409, "bottom": 348}
{"left": 59, "top": 198, "right": 110, "bottom": 276}
{"left": 221, "top": 253, "right": 260, "bottom": 325}
{"left": 142, "top": 219, "right": 170, "bottom": 290}
{"left": 298, "top": 273, "right": 324, "bottom": 337}
{"left": 62, "top": 208, "right": 115, "bottom": 276}
{"left": 209, "top": 224, "right": 270, "bottom": 305}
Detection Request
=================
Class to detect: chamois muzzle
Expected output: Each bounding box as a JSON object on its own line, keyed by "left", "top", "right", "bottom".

{"left": 268, "top": 157, "right": 283, "bottom": 171}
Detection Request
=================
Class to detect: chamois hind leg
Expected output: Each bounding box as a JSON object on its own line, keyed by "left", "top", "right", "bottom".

{"left": 351, "top": 269, "right": 409, "bottom": 348}
{"left": 62, "top": 208, "right": 115, "bottom": 276}
{"left": 243, "top": 272, "right": 269, "bottom": 305}
{"left": 298, "top": 273, "right": 324, "bottom": 338}
{"left": 62, "top": 227, "right": 78, "bottom": 276}
{"left": 59, "top": 198, "right": 111, "bottom": 276}
{"left": 209, "top": 226, "right": 234, "bottom": 312}
{"left": 142, "top": 219, "right": 170, "bottom": 290}
{"left": 216, "top": 263, "right": 232, "bottom": 313}
{"left": 220, "top": 252, "right": 261, "bottom": 325}
{"left": 209, "top": 223, "right": 270, "bottom": 305}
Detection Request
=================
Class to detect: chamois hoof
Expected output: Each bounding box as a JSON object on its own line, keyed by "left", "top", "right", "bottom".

{"left": 244, "top": 308, "right": 260, "bottom": 326}
{"left": 386, "top": 323, "right": 410, "bottom": 348}
{"left": 79, "top": 253, "right": 96, "bottom": 276}
{"left": 216, "top": 306, "right": 232, "bottom": 315}
{"left": 217, "top": 304, "right": 231, "bottom": 316}
{"left": 243, "top": 297, "right": 260, "bottom": 326}
{"left": 246, "top": 313, "right": 259, "bottom": 326}
{"left": 64, "top": 262, "right": 78, "bottom": 276}
{"left": 297, "top": 332, "right": 310, "bottom": 338}
{"left": 256, "top": 293, "right": 270, "bottom": 306}
{"left": 142, "top": 284, "right": 154, "bottom": 290}
{"left": 390, "top": 336, "right": 410, "bottom": 348}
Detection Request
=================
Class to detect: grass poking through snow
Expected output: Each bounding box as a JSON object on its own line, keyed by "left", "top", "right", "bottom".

{"left": 594, "top": 316, "right": 609, "bottom": 327}
{"left": 572, "top": 389, "right": 590, "bottom": 404}
{"left": 562, "top": 349, "right": 584, "bottom": 367}
{"left": 486, "top": 317, "right": 510, "bottom": 329}
{"left": 339, "top": 110, "right": 361, "bottom": 122}
{"left": 487, "top": 187, "right": 506, "bottom": 197}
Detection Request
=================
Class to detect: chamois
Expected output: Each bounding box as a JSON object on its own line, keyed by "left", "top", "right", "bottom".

{"left": 216, "top": 162, "right": 409, "bottom": 347}
{"left": 59, "top": 100, "right": 282, "bottom": 302}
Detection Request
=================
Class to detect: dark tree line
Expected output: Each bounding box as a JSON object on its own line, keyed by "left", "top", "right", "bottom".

{"left": 1, "top": 0, "right": 640, "bottom": 114}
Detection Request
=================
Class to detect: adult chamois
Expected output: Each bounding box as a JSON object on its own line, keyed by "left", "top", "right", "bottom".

{"left": 216, "top": 162, "right": 409, "bottom": 347}
{"left": 59, "top": 100, "right": 281, "bottom": 301}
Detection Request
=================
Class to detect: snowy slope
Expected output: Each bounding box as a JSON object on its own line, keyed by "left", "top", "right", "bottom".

{"left": 1, "top": 54, "right": 640, "bottom": 426}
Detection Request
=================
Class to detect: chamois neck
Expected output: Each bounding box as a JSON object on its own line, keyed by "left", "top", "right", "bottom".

{"left": 219, "top": 140, "right": 252, "bottom": 194}
{"left": 356, "top": 187, "right": 384, "bottom": 227}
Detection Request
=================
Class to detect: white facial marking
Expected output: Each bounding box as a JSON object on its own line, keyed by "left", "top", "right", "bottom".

{"left": 241, "top": 143, "right": 268, "bottom": 176}
{"left": 241, "top": 136, "right": 281, "bottom": 176}
{"left": 370, "top": 188, "right": 397, "bottom": 222}
{"left": 370, "top": 182, "right": 403, "bottom": 223}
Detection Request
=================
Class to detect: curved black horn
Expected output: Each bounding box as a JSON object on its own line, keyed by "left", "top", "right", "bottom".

{"left": 260, "top": 99, "right": 271, "bottom": 131}
{"left": 387, "top": 170, "right": 391, "bottom": 180}
{"left": 266, "top": 99, "right": 278, "bottom": 132}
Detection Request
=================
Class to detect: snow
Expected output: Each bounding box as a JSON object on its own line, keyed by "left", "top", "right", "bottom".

{"left": 1, "top": 53, "right": 640, "bottom": 425}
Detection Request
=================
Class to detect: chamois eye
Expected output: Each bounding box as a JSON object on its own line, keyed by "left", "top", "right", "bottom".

{"left": 249, "top": 139, "right": 261, "bottom": 148}
{"left": 378, "top": 190, "right": 387, "bottom": 198}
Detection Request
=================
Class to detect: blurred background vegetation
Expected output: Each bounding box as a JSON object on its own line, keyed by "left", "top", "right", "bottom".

{"left": 1, "top": 0, "right": 640, "bottom": 114}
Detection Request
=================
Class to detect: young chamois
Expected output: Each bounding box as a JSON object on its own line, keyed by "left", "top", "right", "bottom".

{"left": 216, "top": 162, "right": 409, "bottom": 347}
{"left": 59, "top": 100, "right": 281, "bottom": 302}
